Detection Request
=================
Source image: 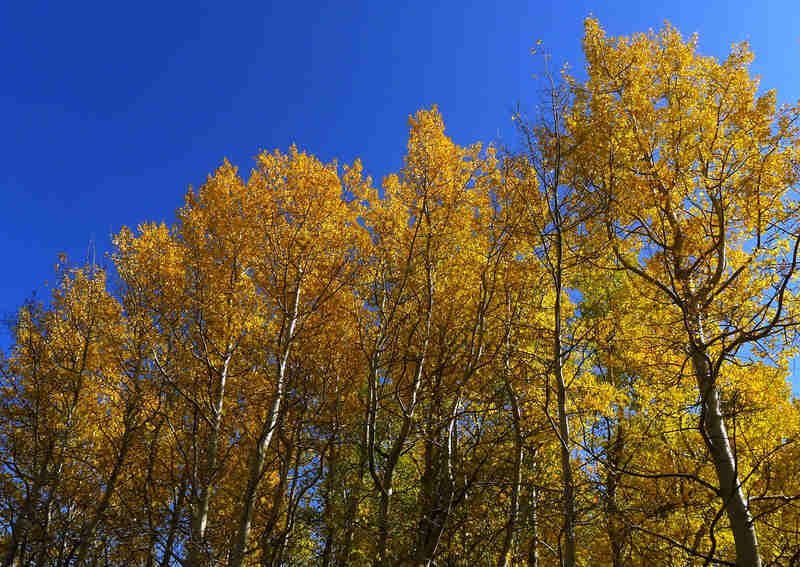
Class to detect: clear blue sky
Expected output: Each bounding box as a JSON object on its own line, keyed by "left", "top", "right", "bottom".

{"left": 2, "top": 1, "right": 799, "bottom": 390}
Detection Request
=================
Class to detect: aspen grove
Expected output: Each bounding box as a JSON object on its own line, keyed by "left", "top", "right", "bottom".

{"left": 2, "top": 20, "right": 800, "bottom": 567}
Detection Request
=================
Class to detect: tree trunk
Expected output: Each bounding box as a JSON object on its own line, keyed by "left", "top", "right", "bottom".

{"left": 604, "top": 412, "right": 625, "bottom": 567}
{"left": 499, "top": 372, "right": 523, "bottom": 567}
{"left": 187, "top": 352, "right": 231, "bottom": 566}
{"left": 229, "top": 277, "right": 302, "bottom": 567}
{"left": 414, "top": 406, "right": 456, "bottom": 567}
{"left": 160, "top": 478, "right": 186, "bottom": 567}
{"left": 73, "top": 427, "right": 133, "bottom": 565}
{"left": 689, "top": 343, "right": 761, "bottom": 567}
{"left": 553, "top": 222, "right": 576, "bottom": 567}
{"left": 259, "top": 443, "right": 291, "bottom": 567}
{"left": 527, "top": 485, "right": 540, "bottom": 567}
{"left": 375, "top": 482, "right": 394, "bottom": 567}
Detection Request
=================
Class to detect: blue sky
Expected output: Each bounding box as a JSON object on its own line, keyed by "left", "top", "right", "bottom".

{"left": 2, "top": 1, "right": 799, "bottom": 389}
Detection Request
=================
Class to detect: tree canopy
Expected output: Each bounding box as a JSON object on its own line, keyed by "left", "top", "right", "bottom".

{"left": 2, "top": 19, "right": 800, "bottom": 567}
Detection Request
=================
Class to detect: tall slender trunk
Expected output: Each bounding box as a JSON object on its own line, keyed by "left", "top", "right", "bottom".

{"left": 259, "top": 442, "right": 291, "bottom": 567}
{"left": 270, "top": 450, "right": 305, "bottom": 567}
{"left": 604, "top": 409, "right": 625, "bottom": 567}
{"left": 339, "top": 454, "right": 364, "bottom": 565}
{"left": 689, "top": 338, "right": 761, "bottom": 567}
{"left": 372, "top": 358, "right": 425, "bottom": 567}
{"left": 370, "top": 292, "right": 430, "bottom": 566}
{"left": 10, "top": 331, "right": 90, "bottom": 567}
{"left": 321, "top": 444, "right": 337, "bottom": 567}
{"left": 73, "top": 427, "right": 134, "bottom": 565}
{"left": 414, "top": 401, "right": 457, "bottom": 566}
{"left": 187, "top": 352, "right": 232, "bottom": 566}
{"left": 228, "top": 277, "right": 302, "bottom": 567}
{"left": 3, "top": 470, "right": 45, "bottom": 567}
{"left": 527, "top": 484, "right": 540, "bottom": 567}
{"left": 552, "top": 205, "right": 576, "bottom": 567}
{"left": 160, "top": 478, "right": 187, "bottom": 567}
{"left": 375, "top": 484, "right": 393, "bottom": 567}
{"left": 500, "top": 375, "right": 523, "bottom": 567}
{"left": 555, "top": 361, "right": 575, "bottom": 567}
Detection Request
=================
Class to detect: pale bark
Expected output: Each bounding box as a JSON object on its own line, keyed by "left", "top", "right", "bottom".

{"left": 499, "top": 376, "right": 523, "bottom": 567}
{"left": 368, "top": 245, "right": 432, "bottom": 567}
{"left": 186, "top": 351, "right": 232, "bottom": 566}
{"left": 228, "top": 276, "right": 302, "bottom": 567}
{"left": 526, "top": 485, "right": 540, "bottom": 567}
{"left": 371, "top": 373, "right": 421, "bottom": 567}
{"left": 689, "top": 338, "right": 761, "bottom": 567}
